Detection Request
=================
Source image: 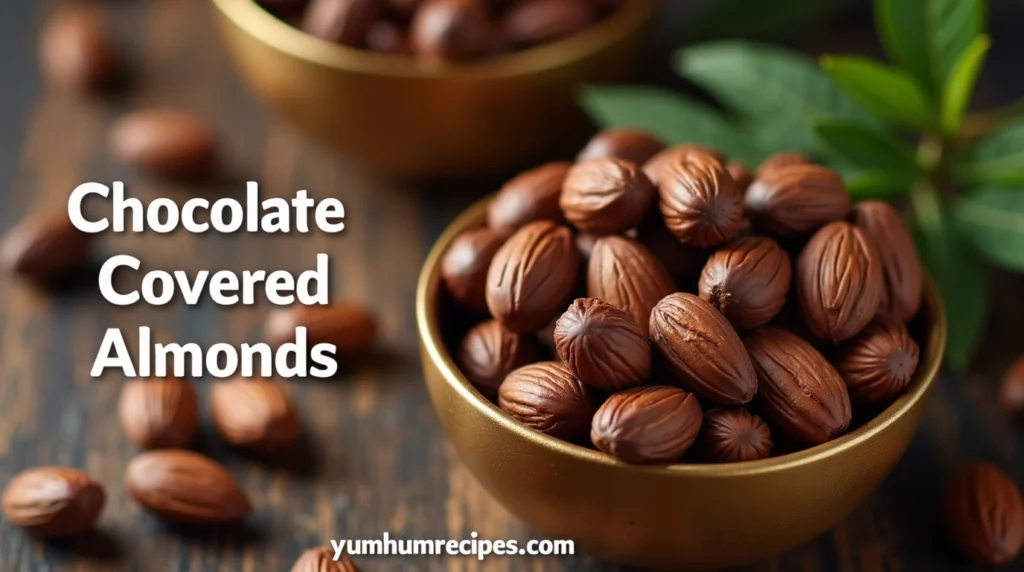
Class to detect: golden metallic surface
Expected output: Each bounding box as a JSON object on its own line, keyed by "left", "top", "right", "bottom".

{"left": 212, "top": 0, "right": 657, "bottom": 177}
{"left": 416, "top": 198, "right": 947, "bottom": 570}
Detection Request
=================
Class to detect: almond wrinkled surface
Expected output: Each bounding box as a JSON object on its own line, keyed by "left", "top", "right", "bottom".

{"left": 587, "top": 235, "right": 675, "bottom": 335}
{"left": 125, "top": 450, "right": 251, "bottom": 524}
{"left": 944, "top": 462, "right": 1024, "bottom": 566}
{"left": 458, "top": 320, "right": 541, "bottom": 399}
{"left": 554, "top": 298, "right": 651, "bottom": 392}
{"left": 560, "top": 157, "right": 655, "bottom": 235}
{"left": 745, "top": 164, "right": 850, "bottom": 237}
{"left": 591, "top": 385, "right": 702, "bottom": 464}
{"left": 698, "top": 408, "right": 773, "bottom": 463}
{"left": 852, "top": 201, "right": 923, "bottom": 323}
{"left": 833, "top": 320, "right": 919, "bottom": 405}
{"left": 657, "top": 151, "right": 743, "bottom": 248}
{"left": 497, "top": 361, "right": 594, "bottom": 442}
{"left": 487, "top": 161, "right": 570, "bottom": 237}
{"left": 2, "top": 467, "right": 105, "bottom": 537}
{"left": 698, "top": 236, "right": 791, "bottom": 329}
{"left": 118, "top": 377, "right": 199, "bottom": 449}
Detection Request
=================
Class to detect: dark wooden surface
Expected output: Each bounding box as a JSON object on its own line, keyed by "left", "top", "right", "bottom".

{"left": 1, "top": 1, "right": 1023, "bottom": 571}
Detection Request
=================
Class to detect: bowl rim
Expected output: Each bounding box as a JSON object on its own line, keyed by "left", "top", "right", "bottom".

{"left": 416, "top": 195, "right": 947, "bottom": 477}
{"left": 212, "top": 0, "right": 658, "bottom": 79}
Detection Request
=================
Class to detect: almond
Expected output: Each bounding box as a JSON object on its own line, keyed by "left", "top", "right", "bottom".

{"left": 944, "top": 462, "right": 1024, "bottom": 565}
{"left": 0, "top": 211, "right": 92, "bottom": 286}
{"left": 118, "top": 377, "right": 199, "bottom": 449}
{"left": 744, "top": 328, "right": 851, "bottom": 444}
{"left": 501, "top": 0, "right": 596, "bottom": 48}
{"left": 745, "top": 164, "right": 850, "bottom": 238}
{"left": 411, "top": 0, "right": 492, "bottom": 61}
{"left": 2, "top": 467, "right": 105, "bottom": 537}
{"left": 109, "top": 109, "right": 219, "bottom": 178}
{"left": 591, "top": 385, "right": 702, "bottom": 464}
{"left": 649, "top": 293, "right": 757, "bottom": 406}
{"left": 657, "top": 150, "right": 743, "bottom": 248}
{"left": 832, "top": 320, "right": 919, "bottom": 405}
{"left": 457, "top": 319, "right": 543, "bottom": 399}
{"left": 210, "top": 378, "right": 301, "bottom": 454}
{"left": 302, "top": 0, "right": 380, "bottom": 46}
{"left": 487, "top": 162, "right": 570, "bottom": 237}
{"left": 797, "top": 221, "right": 883, "bottom": 342}
{"left": 852, "top": 201, "right": 923, "bottom": 323}
{"left": 643, "top": 144, "right": 725, "bottom": 185}
{"left": 560, "top": 157, "right": 656, "bottom": 235}
{"left": 39, "top": 6, "right": 118, "bottom": 93}
{"left": 264, "top": 301, "right": 377, "bottom": 356}
{"left": 441, "top": 227, "right": 504, "bottom": 312}
{"left": 698, "top": 236, "right": 792, "bottom": 329}
{"left": 497, "top": 361, "right": 595, "bottom": 442}
{"left": 291, "top": 547, "right": 361, "bottom": 571}
{"left": 485, "top": 221, "right": 579, "bottom": 333}
{"left": 755, "top": 151, "right": 813, "bottom": 177}
{"left": 125, "top": 450, "right": 251, "bottom": 524}
{"left": 697, "top": 408, "right": 772, "bottom": 463}
{"left": 577, "top": 128, "right": 665, "bottom": 166}
{"left": 587, "top": 235, "right": 675, "bottom": 335}
{"left": 554, "top": 298, "right": 651, "bottom": 392}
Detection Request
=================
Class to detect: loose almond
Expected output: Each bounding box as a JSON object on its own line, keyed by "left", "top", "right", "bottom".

{"left": 125, "top": 450, "right": 251, "bottom": 524}
{"left": 210, "top": 378, "right": 301, "bottom": 454}
{"left": 2, "top": 467, "right": 105, "bottom": 537}
{"left": 118, "top": 377, "right": 199, "bottom": 449}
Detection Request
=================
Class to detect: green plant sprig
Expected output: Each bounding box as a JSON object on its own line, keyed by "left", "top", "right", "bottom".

{"left": 581, "top": 0, "right": 1023, "bottom": 370}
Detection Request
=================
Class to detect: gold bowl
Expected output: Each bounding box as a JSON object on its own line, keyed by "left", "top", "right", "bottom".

{"left": 211, "top": 0, "right": 657, "bottom": 177}
{"left": 416, "top": 197, "right": 947, "bottom": 570}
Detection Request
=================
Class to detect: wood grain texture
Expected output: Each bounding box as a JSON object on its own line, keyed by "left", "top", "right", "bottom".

{"left": 0, "top": 1, "right": 1023, "bottom": 571}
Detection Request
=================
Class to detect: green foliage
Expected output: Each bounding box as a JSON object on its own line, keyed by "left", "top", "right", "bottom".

{"left": 821, "top": 56, "right": 934, "bottom": 130}
{"left": 954, "top": 188, "right": 1024, "bottom": 272}
{"left": 812, "top": 120, "right": 919, "bottom": 173}
{"left": 941, "top": 36, "right": 991, "bottom": 134}
{"left": 954, "top": 121, "right": 1024, "bottom": 185}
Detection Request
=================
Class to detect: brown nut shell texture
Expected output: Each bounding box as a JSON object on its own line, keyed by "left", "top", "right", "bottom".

{"left": 441, "top": 226, "right": 504, "bottom": 312}
{"left": 302, "top": 0, "right": 380, "bottom": 46}
{"left": 698, "top": 408, "right": 772, "bottom": 463}
{"left": 698, "top": 236, "right": 791, "bottom": 329}
{"left": 118, "top": 377, "right": 200, "bottom": 449}
{"left": 643, "top": 144, "right": 725, "bottom": 185}
{"left": 577, "top": 128, "right": 665, "bottom": 166}
{"left": 743, "top": 328, "right": 851, "bottom": 444}
{"left": 745, "top": 164, "right": 850, "bottom": 238}
{"left": 457, "top": 319, "right": 542, "bottom": 399}
{"left": 560, "top": 157, "right": 655, "bottom": 235}
{"left": 486, "top": 221, "right": 579, "bottom": 333}
{"left": 291, "top": 547, "right": 361, "bottom": 572}
{"left": 657, "top": 151, "right": 743, "bottom": 248}
{"left": 755, "top": 152, "right": 813, "bottom": 177}
{"left": 586, "top": 235, "right": 675, "bottom": 335}
{"left": 487, "top": 161, "right": 570, "bottom": 237}
{"left": 833, "top": 320, "right": 919, "bottom": 405}
{"left": 1000, "top": 356, "right": 1024, "bottom": 417}
{"left": 497, "top": 361, "right": 595, "bottom": 442}
{"left": 0, "top": 211, "right": 91, "bottom": 285}
{"left": 125, "top": 450, "right": 251, "bottom": 524}
{"left": 210, "top": 378, "right": 301, "bottom": 454}
{"left": 553, "top": 298, "right": 652, "bottom": 392}
{"left": 2, "top": 467, "right": 106, "bottom": 538}
{"left": 591, "top": 385, "right": 702, "bottom": 464}
{"left": 852, "top": 201, "right": 923, "bottom": 323}
{"left": 944, "top": 462, "right": 1024, "bottom": 566}
{"left": 648, "top": 293, "right": 757, "bottom": 406}
{"left": 411, "top": 0, "right": 492, "bottom": 61}
{"left": 797, "top": 221, "right": 883, "bottom": 343}
{"left": 265, "top": 302, "right": 377, "bottom": 356}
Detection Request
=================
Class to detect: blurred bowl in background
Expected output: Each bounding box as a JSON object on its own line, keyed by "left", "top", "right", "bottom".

{"left": 212, "top": 0, "right": 657, "bottom": 178}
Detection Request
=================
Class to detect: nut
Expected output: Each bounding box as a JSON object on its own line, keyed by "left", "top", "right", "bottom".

{"left": 39, "top": 6, "right": 118, "bottom": 92}
{"left": 411, "top": 0, "right": 492, "bottom": 61}
{"left": 560, "top": 157, "right": 655, "bottom": 234}
{"left": 587, "top": 235, "right": 675, "bottom": 335}
{"left": 2, "top": 467, "right": 105, "bottom": 537}
{"left": 501, "top": 0, "right": 596, "bottom": 48}
{"left": 0, "top": 211, "right": 92, "bottom": 286}
{"left": 210, "top": 378, "right": 301, "bottom": 454}
{"left": 649, "top": 293, "right": 757, "bottom": 405}
{"left": 944, "top": 461, "right": 1024, "bottom": 566}
{"left": 743, "top": 328, "right": 851, "bottom": 444}
{"left": 852, "top": 201, "right": 922, "bottom": 323}
{"left": 553, "top": 298, "right": 651, "bottom": 392}
{"left": 634, "top": 214, "right": 706, "bottom": 284}
{"left": 458, "top": 319, "right": 543, "bottom": 398}
{"left": 697, "top": 408, "right": 772, "bottom": 463}
{"left": 591, "top": 385, "right": 702, "bottom": 464}
{"left": 125, "top": 450, "right": 251, "bottom": 524}
{"left": 118, "top": 377, "right": 199, "bottom": 449}
{"left": 441, "top": 226, "right": 504, "bottom": 312}
{"left": 497, "top": 361, "right": 595, "bottom": 442}
{"left": 797, "top": 221, "right": 883, "bottom": 342}
{"left": 366, "top": 21, "right": 414, "bottom": 55}
{"left": 755, "top": 151, "right": 813, "bottom": 177}
{"left": 109, "top": 109, "right": 219, "bottom": 178}
{"left": 487, "top": 162, "right": 570, "bottom": 237}
{"left": 291, "top": 547, "right": 361, "bottom": 572}
{"left": 302, "top": 0, "right": 380, "bottom": 46}
{"left": 485, "top": 221, "right": 579, "bottom": 333}
{"left": 698, "top": 236, "right": 791, "bottom": 329}
{"left": 643, "top": 144, "right": 725, "bottom": 185}
{"left": 832, "top": 320, "right": 919, "bottom": 405}
{"left": 1000, "top": 356, "right": 1024, "bottom": 417}
{"left": 576, "top": 128, "right": 665, "bottom": 166}
{"left": 657, "top": 150, "right": 744, "bottom": 248}
{"left": 725, "top": 161, "right": 753, "bottom": 193}
{"left": 265, "top": 301, "right": 377, "bottom": 356}
{"left": 745, "top": 164, "right": 850, "bottom": 238}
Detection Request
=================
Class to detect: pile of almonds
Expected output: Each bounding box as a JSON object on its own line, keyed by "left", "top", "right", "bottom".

{"left": 261, "top": 0, "right": 624, "bottom": 62}
{"left": 443, "top": 127, "right": 925, "bottom": 464}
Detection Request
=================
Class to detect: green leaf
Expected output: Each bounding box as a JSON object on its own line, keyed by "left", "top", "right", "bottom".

{"left": 953, "top": 120, "right": 1024, "bottom": 185}
{"left": 843, "top": 170, "right": 917, "bottom": 200}
{"left": 940, "top": 35, "right": 991, "bottom": 134}
{"left": 874, "top": 0, "right": 986, "bottom": 94}
{"left": 953, "top": 187, "right": 1024, "bottom": 271}
{"left": 675, "top": 42, "right": 878, "bottom": 153}
{"left": 812, "top": 120, "right": 920, "bottom": 173}
{"left": 912, "top": 189, "right": 988, "bottom": 370}
{"left": 820, "top": 56, "right": 934, "bottom": 130}
{"left": 578, "top": 86, "right": 766, "bottom": 166}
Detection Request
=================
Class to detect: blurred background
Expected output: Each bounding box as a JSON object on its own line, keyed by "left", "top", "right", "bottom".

{"left": 0, "top": 0, "right": 1023, "bottom": 570}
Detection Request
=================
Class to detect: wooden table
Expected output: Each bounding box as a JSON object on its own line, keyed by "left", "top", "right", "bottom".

{"left": 2, "top": 1, "right": 1023, "bottom": 570}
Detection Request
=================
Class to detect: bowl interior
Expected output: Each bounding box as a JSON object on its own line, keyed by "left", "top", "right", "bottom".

{"left": 416, "top": 196, "right": 947, "bottom": 477}
{"left": 212, "top": 0, "right": 659, "bottom": 79}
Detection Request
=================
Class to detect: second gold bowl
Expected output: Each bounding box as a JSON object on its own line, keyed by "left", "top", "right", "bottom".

{"left": 416, "top": 198, "right": 946, "bottom": 570}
